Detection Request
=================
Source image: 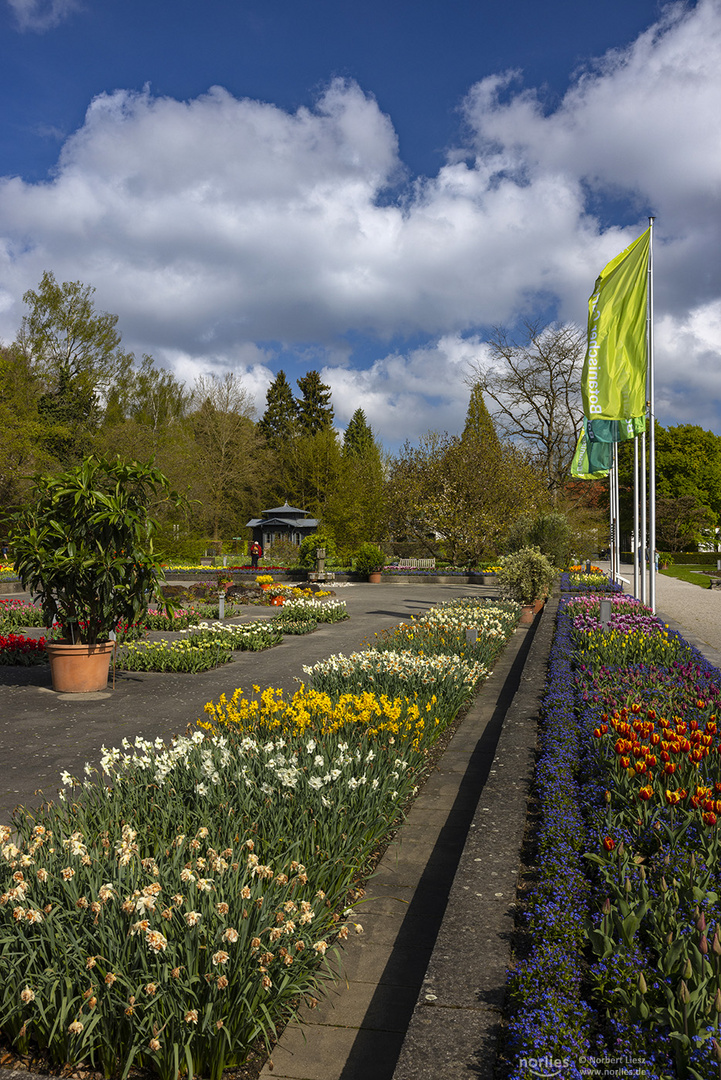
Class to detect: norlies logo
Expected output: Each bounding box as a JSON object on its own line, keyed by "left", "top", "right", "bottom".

{"left": 519, "top": 1056, "right": 572, "bottom": 1078}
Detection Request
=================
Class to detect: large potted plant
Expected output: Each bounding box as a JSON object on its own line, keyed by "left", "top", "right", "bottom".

{"left": 353, "top": 543, "right": 386, "bottom": 582}
{"left": 496, "top": 546, "right": 556, "bottom": 624}
{"left": 9, "top": 456, "right": 183, "bottom": 692}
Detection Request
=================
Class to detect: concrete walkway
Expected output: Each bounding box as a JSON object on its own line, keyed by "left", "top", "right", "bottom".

{"left": 613, "top": 560, "right": 721, "bottom": 667}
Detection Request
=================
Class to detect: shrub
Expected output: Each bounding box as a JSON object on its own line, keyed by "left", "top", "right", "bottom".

{"left": 505, "top": 511, "right": 573, "bottom": 568}
{"left": 298, "top": 532, "right": 338, "bottom": 569}
{"left": 496, "top": 546, "right": 556, "bottom": 604}
{"left": 352, "top": 543, "right": 385, "bottom": 576}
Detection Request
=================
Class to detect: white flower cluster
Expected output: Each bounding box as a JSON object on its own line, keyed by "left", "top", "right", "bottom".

{"left": 303, "top": 649, "right": 487, "bottom": 686}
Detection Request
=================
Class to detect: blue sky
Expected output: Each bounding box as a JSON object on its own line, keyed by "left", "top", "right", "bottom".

{"left": 1, "top": 0, "right": 720, "bottom": 448}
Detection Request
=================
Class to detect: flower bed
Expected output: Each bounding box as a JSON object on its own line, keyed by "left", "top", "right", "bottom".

{"left": 506, "top": 591, "right": 721, "bottom": 1078}
{"left": 561, "top": 570, "right": 623, "bottom": 594}
{"left": 0, "top": 631, "right": 48, "bottom": 665}
{"left": 303, "top": 598, "right": 519, "bottom": 715}
{"left": 0, "top": 599, "right": 48, "bottom": 630}
{"left": 0, "top": 593, "right": 520, "bottom": 1079}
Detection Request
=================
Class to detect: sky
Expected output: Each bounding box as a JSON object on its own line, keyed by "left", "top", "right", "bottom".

{"left": 1, "top": 0, "right": 720, "bottom": 450}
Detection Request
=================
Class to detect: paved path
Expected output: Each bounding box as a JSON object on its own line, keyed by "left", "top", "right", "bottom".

{"left": 613, "top": 561, "right": 721, "bottom": 668}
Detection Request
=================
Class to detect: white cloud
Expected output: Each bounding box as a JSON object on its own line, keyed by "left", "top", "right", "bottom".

{"left": 0, "top": 2, "right": 720, "bottom": 444}
{"left": 655, "top": 300, "right": 721, "bottom": 428}
{"left": 7, "top": 0, "right": 81, "bottom": 31}
{"left": 326, "top": 334, "right": 486, "bottom": 444}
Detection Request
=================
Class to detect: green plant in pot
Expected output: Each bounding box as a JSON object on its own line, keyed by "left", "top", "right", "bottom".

{"left": 496, "top": 545, "right": 556, "bottom": 606}
{"left": 8, "top": 455, "right": 184, "bottom": 691}
{"left": 353, "top": 542, "right": 385, "bottom": 579}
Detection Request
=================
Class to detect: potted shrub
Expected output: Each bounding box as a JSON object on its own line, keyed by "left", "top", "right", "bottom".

{"left": 353, "top": 542, "right": 386, "bottom": 582}
{"left": 496, "top": 546, "right": 556, "bottom": 623}
{"left": 8, "top": 455, "right": 183, "bottom": 692}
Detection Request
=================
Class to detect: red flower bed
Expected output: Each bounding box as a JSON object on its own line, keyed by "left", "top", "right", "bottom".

{"left": 0, "top": 632, "right": 48, "bottom": 665}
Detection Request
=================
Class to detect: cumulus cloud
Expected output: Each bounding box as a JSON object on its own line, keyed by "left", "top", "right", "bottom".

{"left": 0, "top": 1, "right": 720, "bottom": 445}
{"left": 7, "top": 0, "right": 81, "bottom": 31}
{"left": 326, "top": 334, "right": 486, "bottom": 444}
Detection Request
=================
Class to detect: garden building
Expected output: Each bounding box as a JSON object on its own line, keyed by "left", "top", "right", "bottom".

{"left": 245, "top": 502, "right": 319, "bottom": 551}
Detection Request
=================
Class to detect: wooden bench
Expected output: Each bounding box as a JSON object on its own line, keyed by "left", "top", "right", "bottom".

{"left": 398, "top": 558, "right": 436, "bottom": 570}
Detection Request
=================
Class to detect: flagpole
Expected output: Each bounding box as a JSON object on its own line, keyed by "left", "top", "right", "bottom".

{"left": 648, "top": 216, "right": 656, "bottom": 613}
{"left": 613, "top": 441, "right": 620, "bottom": 582}
{"left": 640, "top": 428, "right": 647, "bottom": 605}
{"left": 609, "top": 466, "right": 615, "bottom": 582}
{"left": 633, "top": 436, "right": 639, "bottom": 598}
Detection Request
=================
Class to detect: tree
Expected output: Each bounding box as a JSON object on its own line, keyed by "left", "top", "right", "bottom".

{"left": 617, "top": 423, "right": 721, "bottom": 548}
{"left": 468, "top": 320, "right": 584, "bottom": 500}
{"left": 0, "top": 344, "right": 48, "bottom": 513}
{"left": 388, "top": 393, "right": 544, "bottom": 566}
{"left": 259, "top": 370, "right": 298, "bottom": 449}
{"left": 186, "top": 372, "right": 267, "bottom": 543}
{"left": 504, "top": 510, "right": 574, "bottom": 567}
{"left": 285, "top": 427, "right": 343, "bottom": 523}
{"left": 17, "top": 271, "right": 135, "bottom": 465}
{"left": 296, "top": 370, "right": 334, "bottom": 435}
{"left": 343, "top": 408, "right": 375, "bottom": 457}
{"left": 324, "top": 410, "right": 387, "bottom": 555}
{"left": 656, "top": 496, "right": 715, "bottom": 553}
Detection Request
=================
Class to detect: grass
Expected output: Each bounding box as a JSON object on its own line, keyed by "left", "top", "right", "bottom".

{"left": 659, "top": 562, "right": 715, "bottom": 588}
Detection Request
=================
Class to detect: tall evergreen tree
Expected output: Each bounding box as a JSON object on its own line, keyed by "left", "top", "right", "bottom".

{"left": 259, "top": 370, "right": 298, "bottom": 448}
{"left": 343, "top": 408, "right": 375, "bottom": 457}
{"left": 296, "top": 370, "right": 334, "bottom": 435}
{"left": 462, "top": 385, "right": 500, "bottom": 455}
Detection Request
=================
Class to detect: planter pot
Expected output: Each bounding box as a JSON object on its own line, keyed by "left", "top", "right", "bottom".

{"left": 519, "top": 598, "right": 545, "bottom": 626}
{"left": 46, "top": 640, "right": 115, "bottom": 693}
{"left": 368, "top": 571, "right": 382, "bottom": 583}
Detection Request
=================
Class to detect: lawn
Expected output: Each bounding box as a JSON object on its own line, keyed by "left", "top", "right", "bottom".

{"left": 660, "top": 563, "right": 715, "bottom": 589}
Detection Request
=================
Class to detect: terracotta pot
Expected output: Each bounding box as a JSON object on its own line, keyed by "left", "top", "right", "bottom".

{"left": 368, "top": 571, "right": 382, "bottom": 583}
{"left": 46, "top": 640, "right": 115, "bottom": 693}
{"left": 519, "top": 598, "right": 545, "bottom": 626}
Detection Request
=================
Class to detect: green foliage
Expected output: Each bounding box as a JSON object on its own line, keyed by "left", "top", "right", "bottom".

{"left": 8, "top": 456, "right": 184, "bottom": 644}
{"left": 388, "top": 396, "right": 544, "bottom": 565}
{"left": 343, "top": 408, "right": 374, "bottom": 457}
{"left": 264, "top": 536, "right": 300, "bottom": 566}
{"left": 496, "top": 545, "right": 556, "bottom": 603}
{"left": 296, "top": 370, "right": 334, "bottom": 435}
{"left": 656, "top": 494, "right": 715, "bottom": 552}
{"left": 505, "top": 510, "right": 573, "bottom": 567}
{"left": 17, "top": 271, "right": 135, "bottom": 467}
{"left": 298, "top": 531, "right": 339, "bottom": 568}
{"left": 258, "top": 369, "right": 298, "bottom": 448}
{"left": 353, "top": 542, "right": 385, "bottom": 575}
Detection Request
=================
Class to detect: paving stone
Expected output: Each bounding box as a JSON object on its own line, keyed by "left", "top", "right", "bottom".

{"left": 391, "top": 1005, "right": 501, "bottom": 1080}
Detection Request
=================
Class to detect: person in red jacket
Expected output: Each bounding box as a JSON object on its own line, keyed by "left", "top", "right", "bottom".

{"left": 250, "top": 540, "right": 262, "bottom": 569}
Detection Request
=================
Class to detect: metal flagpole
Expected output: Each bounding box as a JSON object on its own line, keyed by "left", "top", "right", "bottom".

{"left": 609, "top": 467, "right": 615, "bottom": 583}
{"left": 648, "top": 216, "right": 656, "bottom": 613}
{"left": 640, "top": 428, "right": 647, "bottom": 605}
{"left": 613, "top": 441, "right": 620, "bottom": 582}
{"left": 633, "top": 436, "right": 639, "bottom": 598}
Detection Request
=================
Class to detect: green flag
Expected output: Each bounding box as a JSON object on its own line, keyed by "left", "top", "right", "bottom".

{"left": 582, "top": 228, "right": 650, "bottom": 421}
{"left": 587, "top": 415, "right": 646, "bottom": 443}
{"left": 570, "top": 419, "right": 611, "bottom": 479}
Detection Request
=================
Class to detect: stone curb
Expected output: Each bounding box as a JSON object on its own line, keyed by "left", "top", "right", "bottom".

{"left": 258, "top": 600, "right": 554, "bottom": 1080}
{"left": 390, "top": 594, "right": 558, "bottom": 1080}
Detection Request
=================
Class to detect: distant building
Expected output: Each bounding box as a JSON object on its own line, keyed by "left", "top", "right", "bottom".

{"left": 245, "top": 502, "right": 319, "bottom": 551}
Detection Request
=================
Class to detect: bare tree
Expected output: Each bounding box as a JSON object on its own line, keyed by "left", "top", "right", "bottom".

{"left": 467, "top": 320, "right": 585, "bottom": 500}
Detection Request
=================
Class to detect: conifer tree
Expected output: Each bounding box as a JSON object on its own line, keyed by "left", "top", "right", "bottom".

{"left": 462, "top": 384, "right": 501, "bottom": 455}
{"left": 259, "top": 370, "right": 298, "bottom": 448}
{"left": 343, "top": 407, "right": 375, "bottom": 456}
{"left": 296, "top": 370, "right": 334, "bottom": 435}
